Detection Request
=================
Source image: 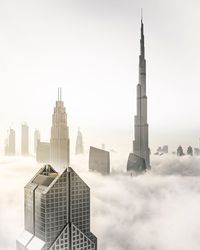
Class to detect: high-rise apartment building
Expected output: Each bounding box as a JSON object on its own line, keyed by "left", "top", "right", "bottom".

{"left": 21, "top": 123, "right": 29, "bottom": 155}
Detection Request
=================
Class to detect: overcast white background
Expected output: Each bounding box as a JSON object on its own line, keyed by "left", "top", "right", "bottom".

{"left": 0, "top": 0, "right": 200, "bottom": 154}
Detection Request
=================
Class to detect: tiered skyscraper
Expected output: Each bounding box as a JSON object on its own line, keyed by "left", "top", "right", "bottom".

{"left": 127, "top": 18, "right": 150, "bottom": 172}
{"left": 50, "top": 88, "right": 70, "bottom": 168}
{"left": 21, "top": 123, "right": 29, "bottom": 156}
{"left": 75, "top": 128, "right": 84, "bottom": 155}
{"left": 16, "top": 165, "right": 97, "bottom": 249}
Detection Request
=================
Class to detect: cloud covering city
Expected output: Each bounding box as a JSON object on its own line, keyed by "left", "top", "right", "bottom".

{"left": 2, "top": 154, "right": 200, "bottom": 250}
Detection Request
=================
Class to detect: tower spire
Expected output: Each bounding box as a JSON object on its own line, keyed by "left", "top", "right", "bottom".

{"left": 140, "top": 12, "right": 145, "bottom": 59}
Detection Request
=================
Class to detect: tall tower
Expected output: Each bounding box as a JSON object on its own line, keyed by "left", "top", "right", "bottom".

{"left": 21, "top": 123, "right": 29, "bottom": 156}
{"left": 16, "top": 165, "right": 97, "bottom": 250}
{"left": 75, "top": 128, "right": 84, "bottom": 155}
{"left": 34, "top": 129, "right": 40, "bottom": 153}
{"left": 9, "top": 128, "right": 16, "bottom": 155}
{"left": 50, "top": 88, "right": 70, "bottom": 168}
{"left": 127, "top": 17, "right": 150, "bottom": 172}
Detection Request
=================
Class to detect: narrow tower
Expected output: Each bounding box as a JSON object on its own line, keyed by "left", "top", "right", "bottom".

{"left": 21, "top": 123, "right": 29, "bottom": 156}
{"left": 75, "top": 128, "right": 84, "bottom": 155}
{"left": 127, "top": 17, "right": 150, "bottom": 172}
{"left": 50, "top": 88, "right": 70, "bottom": 168}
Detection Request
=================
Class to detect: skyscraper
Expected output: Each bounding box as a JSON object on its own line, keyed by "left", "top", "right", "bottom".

{"left": 50, "top": 88, "right": 70, "bottom": 168}
{"left": 16, "top": 165, "right": 97, "bottom": 250}
{"left": 5, "top": 128, "right": 16, "bottom": 155}
{"left": 34, "top": 129, "right": 40, "bottom": 153}
{"left": 89, "top": 146, "right": 110, "bottom": 175}
{"left": 21, "top": 123, "right": 29, "bottom": 155}
{"left": 127, "top": 17, "right": 150, "bottom": 172}
{"left": 75, "top": 128, "right": 84, "bottom": 155}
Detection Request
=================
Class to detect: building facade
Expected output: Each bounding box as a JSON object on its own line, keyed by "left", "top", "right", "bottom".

{"left": 5, "top": 128, "right": 15, "bottom": 155}
{"left": 34, "top": 129, "right": 41, "bottom": 153}
{"left": 127, "top": 18, "right": 150, "bottom": 172}
{"left": 21, "top": 123, "right": 29, "bottom": 155}
{"left": 16, "top": 165, "right": 97, "bottom": 250}
{"left": 50, "top": 88, "right": 70, "bottom": 168}
{"left": 36, "top": 142, "right": 50, "bottom": 163}
{"left": 89, "top": 146, "right": 110, "bottom": 175}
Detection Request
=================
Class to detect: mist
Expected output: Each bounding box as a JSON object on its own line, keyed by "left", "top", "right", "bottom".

{"left": 1, "top": 154, "right": 200, "bottom": 250}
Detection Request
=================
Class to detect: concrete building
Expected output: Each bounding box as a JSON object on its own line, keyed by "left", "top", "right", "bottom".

{"left": 75, "top": 128, "right": 84, "bottom": 155}
{"left": 127, "top": 18, "right": 150, "bottom": 173}
{"left": 89, "top": 146, "right": 110, "bottom": 175}
{"left": 34, "top": 129, "right": 40, "bottom": 153}
{"left": 21, "top": 123, "right": 29, "bottom": 155}
{"left": 36, "top": 142, "right": 50, "bottom": 163}
{"left": 50, "top": 88, "right": 70, "bottom": 168}
{"left": 5, "top": 128, "right": 15, "bottom": 155}
{"left": 16, "top": 165, "right": 97, "bottom": 250}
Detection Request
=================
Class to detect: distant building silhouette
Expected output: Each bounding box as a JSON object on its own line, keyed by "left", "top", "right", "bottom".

{"left": 101, "top": 144, "right": 105, "bottom": 150}
{"left": 5, "top": 128, "right": 15, "bottom": 155}
{"left": 187, "top": 146, "right": 193, "bottom": 156}
{"left": 162, "top": 145, "right": 168, "bottom": 154}
{"left": 34, "top": 129, "right": 40, "bottom": 153}
{"left": 155, "top": 145, "right": 168, "bottom": 155}
{"left": 127, "top": 18, "right": 150, "bottom": 173}
{"left": 36, "top": 142, "right": 50, "bottom": 163}
{"left": 75, "top": 128, "right": 84, "bottom": 155}
{"left": 50, "top": 88, "right": 70, "bottom": 168}
{"left": 177, "top": 145, "right": 184, "bottom": 156}
{"left": 16, "top": 165, "right": 97, "bottom": 250}
{"left": 21, "top": 123, "right": 29, "bottom": 155}
{"left": 194, "top": 148, "right": 200, "bottom": 156}
{"left": 89, "top": 146, "right": 110, "bottom": 175}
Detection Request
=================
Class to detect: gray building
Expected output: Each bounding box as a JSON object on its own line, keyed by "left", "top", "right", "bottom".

{"left": 36, "top": 142, "right": 50, "bottom": 163}
{"left": 127, "top": 18, "right": 150, "bottom": 173}
{"left": 75, "top": 128, "right": 84, "bottom": 155}
{"left": 187, "top": 146, "right": 193, "bottom": 156}
{"left": 50, "top": 88, "right": 70, "bottom": 168}
{"left": 21, "top": 123, "right": 29, "bottom": 155}
{"left": 89, "top": 146, "right": 110, "bottom": 175}
{"left": 194, "top": 148, "right": 200, "bottom": 156}
{"left": 177, "top": 145, "right": 184, "bottom": 156}
{"left": 34, "top": 129, "right": 41, "bottom": 153}
{"left": 16, "top": 165, "right": 97, "bottom": 250}
{"left": 5, "top": 128, "right": 15, "bottom": 155}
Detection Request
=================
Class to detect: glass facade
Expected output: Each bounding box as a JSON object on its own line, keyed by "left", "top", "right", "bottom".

{"left": 17, "top": 165, "right": 97, "bottom": 250}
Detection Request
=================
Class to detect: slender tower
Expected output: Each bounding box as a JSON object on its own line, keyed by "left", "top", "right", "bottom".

{"left": 127, "top": 16, "right": 150, "bottom": 172}
{"left": 75, "top": 128, "right": 84, "bottom": 155}
{"left": 50, "top": 88, "right": 70, "bottom": 168}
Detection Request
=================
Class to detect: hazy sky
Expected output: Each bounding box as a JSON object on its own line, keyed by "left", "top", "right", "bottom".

{"left": 0, "top": 0, "right": 200, "bottom": 153}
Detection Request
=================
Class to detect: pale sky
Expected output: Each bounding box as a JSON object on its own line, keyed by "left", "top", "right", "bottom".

{"left": 0, "top": 0, "right": 200, "bottom": 153}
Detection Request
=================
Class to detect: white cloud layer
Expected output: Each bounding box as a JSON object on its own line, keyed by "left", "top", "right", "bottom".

{"left": 1, "top": 154, "right": 200, "bottom": 250}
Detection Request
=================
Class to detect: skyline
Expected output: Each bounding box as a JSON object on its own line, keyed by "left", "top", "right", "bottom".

{"left": 0, "top": 0, "right": 200, "bottom": 152}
